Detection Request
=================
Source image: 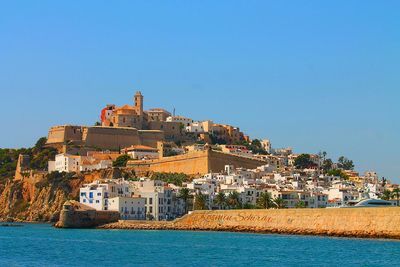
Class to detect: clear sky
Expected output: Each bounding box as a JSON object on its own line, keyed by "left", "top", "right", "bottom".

{"left": 0, "top": 1, "right": 399, "bottom": 182}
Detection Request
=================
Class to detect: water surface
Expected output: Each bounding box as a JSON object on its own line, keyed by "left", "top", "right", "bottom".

{"left": 0, "top": 223, "right": 399, "bottom": 266}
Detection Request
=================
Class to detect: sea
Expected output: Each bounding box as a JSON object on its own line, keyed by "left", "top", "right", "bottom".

{"left": 0, "top": 223, "right": 399, "bottom": 267}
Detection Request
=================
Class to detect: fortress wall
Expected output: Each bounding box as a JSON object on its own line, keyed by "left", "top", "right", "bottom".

{"left": 138, "top": 130, "right": 165, "bottom": 148}
{"left": 47, "top": 126, "right": 67, "bottom": 144}
{"left": 83, "top": 127, "right": 141, "bottom": 150}
{"left": 127, "top": 150, "right": 210, "bottom": 175}
{"left": 127, "top": 150, "right": 267, "bottom": 175}
{"left": 172, "top": 208, "right": 400, "bottom": 238}
{"left": 47, "top": 126, "right": 84, "bottom": 144}
{"left": 208, "top": 151, "right": 267, "bottom": 173}
{"left": 147, "top": 121, "right": 185, "bottom": 141}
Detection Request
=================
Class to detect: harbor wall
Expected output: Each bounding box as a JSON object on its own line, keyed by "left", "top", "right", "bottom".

{"left": 102, "top": 208, "right": 400, "bottom": 239}
{"left": 56, "top": 201, "right": 119, "bottom": 228}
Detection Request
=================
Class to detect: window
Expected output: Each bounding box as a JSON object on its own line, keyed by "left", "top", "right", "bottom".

{"left": 80, "top": 192, "right": 86, "bottom": 197}
{"left": 149, "top": 198, "right": 153, "bottom": 205}
{"left": 97, "top": 193, "right": 101, "bottom": 196}
{"left": 89, "top": 192, "right": 93, "bottom": 198}
{"left": 96, "top": 200, "right": 100, "bottom": 203}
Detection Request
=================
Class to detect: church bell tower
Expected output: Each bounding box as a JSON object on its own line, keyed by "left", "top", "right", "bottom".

{"left": 134, "top": 91, "right": 143, "bottom": 116}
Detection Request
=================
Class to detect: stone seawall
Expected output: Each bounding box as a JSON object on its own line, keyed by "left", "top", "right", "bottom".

{"left": 55, "top": 201, "right": 119, "bottom": 228}
{"left": 100, "top": 208, "right": 400, "bottom": 239}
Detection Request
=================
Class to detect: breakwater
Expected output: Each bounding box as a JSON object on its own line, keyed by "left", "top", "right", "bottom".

{"left": 99, "top": 208, "right": 400, "bottom": 239}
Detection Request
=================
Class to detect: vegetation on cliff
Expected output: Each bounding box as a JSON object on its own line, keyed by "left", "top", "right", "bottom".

{"left": 150, "top": 172, "right": 191, "bottom": 186}
{"left": 0, "top": 137, "right": 57, "bottom": 186}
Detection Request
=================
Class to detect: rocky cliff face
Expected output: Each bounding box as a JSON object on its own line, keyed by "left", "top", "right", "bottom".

{"left": 0, "top": 168, "right": 123, "bottom": 222}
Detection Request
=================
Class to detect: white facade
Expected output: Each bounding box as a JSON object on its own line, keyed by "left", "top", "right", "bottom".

{"left": 186, "top": 122, "right": 205, "bottom": 133}
{"left": 55, "top": 154, "right": 81, "bottom": 173}
{"left": 79, "top": 179, "right": 131, "bottom": 210}
{"left": 108, "top": 196, "right": 146, "bottom": 220}
{"left": 166, "top": 116, "right": 193, "bottom": 126}
{"left": 127, "top": 150, "right": 159, "bottom": 160}
{"left": 79, "top": 159, "right": 113, "bottom": 172}
{"left": 132, "top": 179, "right": 185, "bottom": 220}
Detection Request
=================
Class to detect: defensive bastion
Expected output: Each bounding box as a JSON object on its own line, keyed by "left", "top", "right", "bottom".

{"left": 98, "top": 208, "right": 400, "bottom": 239}
{"left": 127, "top": 149, "right": 268, "bottom": 176}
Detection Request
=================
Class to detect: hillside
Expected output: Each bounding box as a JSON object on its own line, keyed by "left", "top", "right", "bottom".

{"left": 0, "top": 137, "right": 57, "bottom": 187}
{"left": 0, "top": 168, "right": 122, "bottom": 222}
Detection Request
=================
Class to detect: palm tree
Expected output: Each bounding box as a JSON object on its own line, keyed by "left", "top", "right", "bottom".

{"left": 194, "top": 192, "right": 208, "bottom": 210}
{"left": 178, "top": 188, "right": 191, "bottom": 214}
{"left": 257, "top": 192, "right": 274, "bottom": 209}
{"left": 273, "top": 197, "right": 286, "bottom": 209}
{"left": 214, "top": 192, "right": 227, "bottom": 210}
{"left": 392, "top": 188, "right": 400, "bottom": 206}
{"left": 381, "top": 190, "right": 392, "bottom": 201}
{"left": 227, "top": 191, "right": 241, "bottom": 209}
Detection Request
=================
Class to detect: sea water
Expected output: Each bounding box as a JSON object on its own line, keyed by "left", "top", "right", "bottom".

{"left": 0, "top": 223, "right": 399, "bottom": 266}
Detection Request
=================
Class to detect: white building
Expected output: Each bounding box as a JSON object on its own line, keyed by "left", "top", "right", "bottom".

{"left": 122, "top": 145, "right": 159, "bottom": 160}
{"left": 54, "top": 154, "right": 81, "bottom": 173}
{"left": 79, "top": 179, "right": 131, "bottom": 210}
{"left": 108, "top": 196, "right": 146, "bottom": 220}
{"left": 166, "top": 116, "right": 193, "bottom": 126}
{"left": 186, "top": 121, "right": 205, "bottom": 133}
{"left": 261, "top": 139, "right": 272, "bottom": 154}
{"left": 132, "top": 179, "right": 185, "bottom": 220}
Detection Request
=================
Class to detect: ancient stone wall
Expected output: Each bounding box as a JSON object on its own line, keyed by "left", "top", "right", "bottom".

{"left": 175, "top": 209, "right": 400, "bottom": 238}
{"left": 138, "top": 130, "right": 164, "bottom": 148}
{"left": 56, "top": 201, "right": 120, "bottom": 228}
{"left": 127, "top": 150, "right": 267, "bottom": 175}
{"left": 83, "top": 126, "right": 141, "bottom": 150}
{"left": 208, "top": 151, "right": 267, "bottom": 173}
{"left": 101, "top": 208, "right": 400, "bottom": 239}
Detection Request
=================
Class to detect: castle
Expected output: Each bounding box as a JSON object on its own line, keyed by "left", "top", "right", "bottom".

{"left": 46, "top": 91, "right": 249, "bottom": 154}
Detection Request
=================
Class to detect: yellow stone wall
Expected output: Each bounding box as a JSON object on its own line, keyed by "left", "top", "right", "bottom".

{"left": 175, "top": 208, "right": 400, "bottom": 238}
{"left": 127, "top": 150, "right": 267, "bottom": 175}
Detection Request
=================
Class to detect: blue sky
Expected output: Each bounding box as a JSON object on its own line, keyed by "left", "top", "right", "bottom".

{"left": 0, "top": 1, "right": 399, "bottom": 182}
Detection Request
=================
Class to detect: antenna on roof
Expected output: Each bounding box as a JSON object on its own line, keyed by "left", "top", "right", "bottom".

{"left": 173, "top": 107, "right": 176, "bottom": 117}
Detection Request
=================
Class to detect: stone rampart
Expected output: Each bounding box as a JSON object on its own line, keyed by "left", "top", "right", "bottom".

{"left": 127, "top": 150, "right": 267, "bottom": 175}
{"left": 101, "top": 208, "right": 400, "bottom": 239}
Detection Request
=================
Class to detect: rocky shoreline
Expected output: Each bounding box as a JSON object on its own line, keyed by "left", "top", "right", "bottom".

{"left": 97, "top": 220, "right": 400, "bottom": 240}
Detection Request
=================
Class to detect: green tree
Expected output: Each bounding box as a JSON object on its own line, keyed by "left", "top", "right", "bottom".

{"left": 322, "top": 159, "right": 333, "bottom": 173}
{"left": 294, "top": 154, "right": 315, "bottom": 169}
{"left": 33, "top": 137, "right": 47, "bottom": 152}
{"left": 296, "top": 200, "right": 306, "bottom": 208}
{"left": 112, "top": 155, "right": 131, "bottom": 167}
{"left": 392, "top": 188, "right": 400, "bottom": 206}
{"left": 257, "top": 192, "right": 275, "bottom": 209}
{"left": 273, "top": 197, "right": 286, "bottom": 209}
{"left": 248, "top": 139, "right": 268, "bottom": 155}
{"left": 178, "top": 188, "right": 191, "bottom": 213}
{"left": 327, "top": 169, "right": 349, "bottom": 179}
{"left": 214, "top": 192, "right": 227, "bottom": 210}
{"left": 227, "top": 191, "right": 242, "bottom": 209}
{"left": 193, "top": 192, "right": 208, "bottom": 210}
{"left": 381, "top": 190, "right": 392, "bottom": 201}
{"left": 150, "top": 172, "right": 190, "bottom": 186}
{"left": 337, "top": 156, "right": 354, "bottom": 170}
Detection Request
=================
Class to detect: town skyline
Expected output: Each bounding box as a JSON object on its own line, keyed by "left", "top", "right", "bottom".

{"left": 1, "top": 1, "right": 399, "bottom": 182}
